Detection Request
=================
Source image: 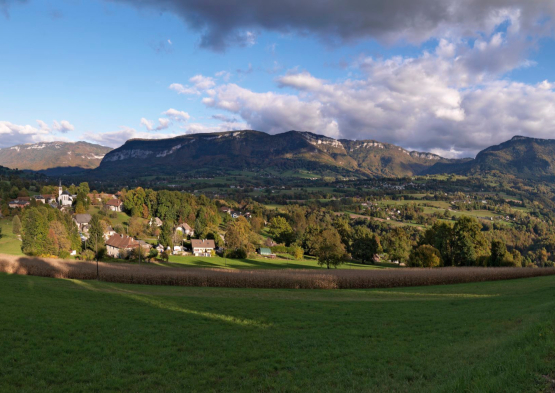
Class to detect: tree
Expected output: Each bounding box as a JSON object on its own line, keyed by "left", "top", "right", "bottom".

{"left": 268, "top": 216, "right": 294, "bottom": 245}
{"left": 87, "top": 214, "right": 105, "bottom": 255}
{"left": 489, "top": 240, "right": 507, "bottom": 267}
{"left": 75, "top": 201, "right": 86, "bottom": 214}
{"left": 21, "top": 208, "right": 49, "bottom": 256}
{"left": 451, "top": 216, "right": 488, "bottom": 266}
{"left": 48, "top": 220, "right": 71, "bottom": 256}
{"left": 420, "top": 222, "right": 454, "bottom": 266}
{"left": 314, "top": 227, "right": 346, "bottom": 269}
{"left": 12, "top": 215, "right": 21, "bottom": 235}
{"left": 225, "top": 216, "right": 254, "bottom": 256}
{"left": 351, "top": 226, "right": 381, "bottom": 264}
{"left": 408, "top": 245, "right": 442, "bottom": 267}
{"left": 159, "top": 220, "right": 174, "bottom": 249}
{"left": 384, "top": 227, "right": 411, "bottom": 264}
{"left": 293, "top": 246, "right": 304, "bottom": 260}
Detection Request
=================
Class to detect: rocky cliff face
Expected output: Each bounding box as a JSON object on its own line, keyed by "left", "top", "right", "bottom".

{"left": 97, "top": 130, "right": 455, "bottom": 177}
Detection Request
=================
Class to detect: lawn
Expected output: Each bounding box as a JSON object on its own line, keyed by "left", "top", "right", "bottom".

{"left": 165, "top": 255, "right": 396, "bottom": 270}
{"left": 0, "top": 219, "right": 23, "bottom": 256}
{"left": 0, "top": 273, "right": 554, "bottom": 392}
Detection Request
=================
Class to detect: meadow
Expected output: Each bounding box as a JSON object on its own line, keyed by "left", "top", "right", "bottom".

{"left": 0, "top": 219, "right": 23, "bottom": 256}
{"left": 0, "top": 272, "right": 554, "bottom": 392}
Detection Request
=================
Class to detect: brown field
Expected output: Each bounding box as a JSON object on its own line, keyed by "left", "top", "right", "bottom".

{"left": 2, "top": 254, "right": 555, "bottom": 289}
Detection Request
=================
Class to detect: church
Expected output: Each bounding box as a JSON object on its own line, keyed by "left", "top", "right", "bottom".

{"left": 57, "top": 180, "right": 74, "bottom": 207}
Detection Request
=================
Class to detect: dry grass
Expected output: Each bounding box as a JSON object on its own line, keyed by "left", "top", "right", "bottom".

{"left": 1, "top": 253, "right": 555, "bottom": 289}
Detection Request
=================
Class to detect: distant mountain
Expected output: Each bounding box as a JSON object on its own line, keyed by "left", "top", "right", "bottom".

{"left": 0, "top": 142, "right": 112, "bottom": 172}
{"left": 425, "top": 136, "right": 555, "bottom": 179}
{"left": 96, "top": 130, "right": 459, "bottom": 178}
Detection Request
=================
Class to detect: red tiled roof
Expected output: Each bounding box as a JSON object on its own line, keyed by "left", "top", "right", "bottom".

{"left": 191, "top": 239, "right": 215, "bottom": 249}
{"left": 106, "top": 199, "right": 122, "bottom": 207}
{"left": 105, "top": 234, "right": 139, "bottom": 249}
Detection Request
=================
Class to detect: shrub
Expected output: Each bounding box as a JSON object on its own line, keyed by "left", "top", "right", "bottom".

{"left": 81, "top": 250, "right": 95, "bottom": 261}
{"left": 59, "top": 250, "right": 70, "bottom": 259}
{"left": 408, "top": 245, "right": 442, "bottom": 268}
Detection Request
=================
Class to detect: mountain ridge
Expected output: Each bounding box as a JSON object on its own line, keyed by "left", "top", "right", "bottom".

{"left": 0, "top": 141, "right": 113, "bottom": 171}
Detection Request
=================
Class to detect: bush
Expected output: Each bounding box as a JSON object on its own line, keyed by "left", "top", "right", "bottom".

{"left": 81, "top": 250, "right": 95, "bottom": 261}
{"left": 225, "top": 248, "right": 248, "bottom": 259}
{"left": 408, "top": 245, "right": 442, "bottom": 268}
{"left": 59, "top": 250, "right": 70, "bottom": 259}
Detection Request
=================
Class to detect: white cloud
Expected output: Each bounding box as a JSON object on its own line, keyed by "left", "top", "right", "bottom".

{"left": 188, "top": 34, "right": 555, "bottom": 157}
{"left": 52, "top": 120, "right": 75, "bottom": 133}
{"left": 169, "top": 74, "right": 216, "bottom": 95}
{"left": 36, "top": 120, "right": 50, "bottom": 131}
{"left": 182, "top": 121, "right": 248, "bottom": 134}
{"left": 81, "top": 126, "right": 179, "bottom": 148}
{"left": 0, "top": 121, "right": 69, "bottom": 148}
{"left": 215, "top": 70, "right": 231, "bottom": 82}
{"left": 141, "top": 117, "right": 171, "bottom": 131}
{"left": 162, "top": 108, "right": 190, "bottom": 121}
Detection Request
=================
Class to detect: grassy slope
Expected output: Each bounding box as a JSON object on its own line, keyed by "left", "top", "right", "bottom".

{"left": 0, "top": 273, "right": 554, "bottom": 392}
{"left": 0, "top": 219, "right": 23, "bottom": 256}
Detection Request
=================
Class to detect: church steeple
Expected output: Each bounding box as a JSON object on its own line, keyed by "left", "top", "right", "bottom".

{"left": 58, "top": 179, "right": 62, "bottom": 199}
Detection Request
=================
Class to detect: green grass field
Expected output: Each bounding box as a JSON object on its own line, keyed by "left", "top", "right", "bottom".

{"left": 0, "top": 219, "right": 23, "bottom": 256}
{"left": 164, "top": 255, "right": 396, "bottom": 270}
{"left": 0, "top": 273, "right": 554, "bottom": 392}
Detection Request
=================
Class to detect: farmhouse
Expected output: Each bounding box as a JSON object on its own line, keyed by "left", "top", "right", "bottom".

{"left": 106, "top": 199, "right": 123, "bottom": 212}
{"left": 191, "top": 239, "right": 215, "bottom": 257}
{"left": 8, "top": 200, "right": 29, "bottom": 209}
{"left": 150, "top": 217, "right": 163, "bottom": 227}
{"left": 176, "top": 222, "right": 194, "bottom": 237}
{"left": 73, "top": 214, "right": 92, "bottom": 232}
{"left": 105, "top": 234, "right": 140, "bottom": 259}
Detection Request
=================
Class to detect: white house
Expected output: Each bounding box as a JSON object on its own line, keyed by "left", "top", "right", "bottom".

{"left": 191, "top": 239, "right": 215, "bottom": 257}
{"left": 106, "top": 199, "right": 123, "bottom": 212}
{"left": 176, "top": 222, "right": 194, "bottom": 237}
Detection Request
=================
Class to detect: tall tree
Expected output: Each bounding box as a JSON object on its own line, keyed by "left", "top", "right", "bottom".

{"left": 87, "top": 214, "right": 105, "bottom": 254}
{"left": 314, "top": 227, "right": 346, "bottom": 269}
{"left": 21, "top": 209, "right": 49, "bottom": 256}
{"left": 452, "top": 216, "right": 488, "bottom": 266}
{"left": 12, "top": 215, "right": 21, "bottom": 235}
{"left": 159, "top": 220, "right": 174, "bottom": 250}
{"left": 268, "top": 216, "right": 294, "bottom": 245}
{"left": 351, "top": 226, "right": 381, "bottom": 264}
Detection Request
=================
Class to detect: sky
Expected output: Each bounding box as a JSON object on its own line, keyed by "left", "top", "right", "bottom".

{"left": 1, "top": 0, "right": 555, "bottom": 158}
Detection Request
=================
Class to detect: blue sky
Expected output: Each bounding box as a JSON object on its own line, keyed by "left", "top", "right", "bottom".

{"left": 1, "top": 0, "right": 555, "bottom": 157}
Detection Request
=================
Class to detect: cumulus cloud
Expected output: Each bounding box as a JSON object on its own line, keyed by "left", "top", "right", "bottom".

{"left": 182, "top": 120, "right": 248, "bottom": 134}
{"left": 141, "top": 117, "right": 171, "bottom": 131}
{"left": 52, "top": 120, "right": 75, "bottom": 133}
{"left": 0, "top": 121, "right": 68, "bottom": 148}
{"left": 182, "top": 34, "right": 555, "bottom": 157}
{"left": 162, "top": 108, "right": 190, "bottom": 121}
{"left": 36, "top": 120, "right": 50, "bottom": 131}
{"left": 81, "top": 126, "right": 179, "bottom": 148}
{"left": 169, "top": 74, "right": 215, "bottom": 95}
{"left": 111, "top": 0, "right": 555, "bottom": 51}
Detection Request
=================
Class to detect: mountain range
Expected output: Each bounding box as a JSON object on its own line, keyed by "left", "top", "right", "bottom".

{"left": 96, "top": 130, "right": 459, "bottom": 178}
{"left": 1, "top": 131, "right": 554, "bottom": 180}
{"left": 0, "top": 142, "right": 112, "bottom": 174}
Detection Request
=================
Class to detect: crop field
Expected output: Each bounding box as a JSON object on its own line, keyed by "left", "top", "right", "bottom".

{"left": 2, "top": 255, "right": 555, "bottom": 289}
{"left": 1, "top": 272, "right": 554, "bottom": 392}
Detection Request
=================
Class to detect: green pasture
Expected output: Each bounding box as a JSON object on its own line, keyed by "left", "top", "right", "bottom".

{"left": 0, "top": 273, "right": 554, "bottom": 392}
{"left": 0, "top": 219, "right": 23, "bottom": 256}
